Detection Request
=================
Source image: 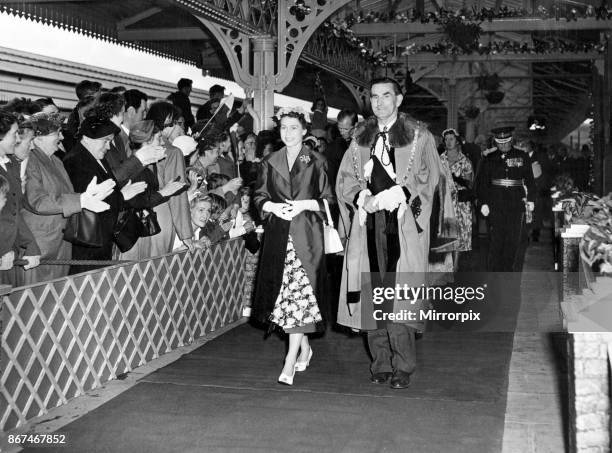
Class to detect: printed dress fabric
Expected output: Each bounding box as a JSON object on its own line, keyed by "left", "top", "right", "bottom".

{"left": 269, "top": 235, "right": 322, "bottom": 332}
{"left": 444, "top": 152, "right": 473, "bottom": 252}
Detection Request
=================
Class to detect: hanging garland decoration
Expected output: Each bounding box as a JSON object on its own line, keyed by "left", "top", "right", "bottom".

{"left": 351, "top": 1, "right": 612, "bottom": 24}
{"left": 399, "top": 38, "right": 607, "bottom": 57}
{"left": 440, "top": 15, "right": 482, "bottom": 53}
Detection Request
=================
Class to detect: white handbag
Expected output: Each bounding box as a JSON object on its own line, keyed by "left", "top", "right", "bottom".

{"left": 323, "top": 199, "right": 343, "bottom": 254}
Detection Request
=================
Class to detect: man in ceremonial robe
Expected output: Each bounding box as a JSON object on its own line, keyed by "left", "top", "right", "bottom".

{"left": 335, "top": 78, "right": 442, "bottom": 389}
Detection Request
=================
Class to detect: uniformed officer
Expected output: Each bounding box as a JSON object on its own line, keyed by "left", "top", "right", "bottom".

{"left": 478, "top": 127, "right": 535, "bottom": 272}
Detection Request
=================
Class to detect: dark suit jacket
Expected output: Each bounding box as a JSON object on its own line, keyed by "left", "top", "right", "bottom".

{"left": 63, "top": 143, "right": 123, "bottom": 271}
{"left": 0, "top": 156, "right": 40, "bottom": 257}
{"left": 251, "top": 146, "right": 335, "bottom": 326}
{"left": 106, "top": 129, "right": 144, "bottom": 185}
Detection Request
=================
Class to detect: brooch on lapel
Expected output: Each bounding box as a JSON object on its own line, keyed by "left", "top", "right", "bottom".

{"left": 299, "top": 155, "right": 311, "bottom": 164}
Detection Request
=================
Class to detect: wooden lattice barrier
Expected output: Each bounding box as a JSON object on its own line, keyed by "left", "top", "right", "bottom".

{"left": 0, "top": 239, "right": 251, "bottom": 432}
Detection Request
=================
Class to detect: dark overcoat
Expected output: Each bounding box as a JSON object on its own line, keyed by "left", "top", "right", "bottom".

{"left": 251, "top": 146, "right": 335, "bottom": 327}
{"left": 63, "top": 143, "right": 122, "bottom": 273}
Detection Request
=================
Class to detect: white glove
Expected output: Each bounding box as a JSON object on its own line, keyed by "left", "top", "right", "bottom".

{"left": 263, "top": 201, "right": 293, "bottom": 221}
{"left": 84, "top": 176, "right": 115, "bottom": 200}
{"left": 356, "top": 189, "right": 372, "bottom": 226}
{"left": 0, "top": 251, "right": 15, "bottom": 271}
{"left": 120, "top": 180, "right": 147, "bottom": 201}
{"left": 284, "top": 199, "right": 319, "bottom": 218}
{"left": 135, "top": 144, "right": 166, "bottom": 166}
{"left": 22, "top": 255, "right": 41, "bottom": 270}
{"left": 80, "top": 193, "right": 110, "bottom": 213}
{"left": 481, "top": 204, "right": 490, "bottom": 217}
{"left": 374, "top": 185, "right": 406, "bottom": 212}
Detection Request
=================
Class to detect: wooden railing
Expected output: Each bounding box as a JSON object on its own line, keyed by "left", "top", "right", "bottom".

{"left": 1, "top": 239, "right": 254, "bottom": 432}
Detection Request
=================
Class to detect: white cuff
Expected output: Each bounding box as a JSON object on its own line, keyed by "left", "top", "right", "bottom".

{"left": 262, "top": 201, "right": 273, "bottom": 212}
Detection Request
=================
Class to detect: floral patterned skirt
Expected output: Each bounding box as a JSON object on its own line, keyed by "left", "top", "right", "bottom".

{"left": 269, "top": 235, "right": 322, "bottom": 332}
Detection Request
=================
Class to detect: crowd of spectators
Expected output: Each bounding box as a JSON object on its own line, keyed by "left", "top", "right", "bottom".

{"left": 0, "top": 78, "right": 360, "bottom": 288}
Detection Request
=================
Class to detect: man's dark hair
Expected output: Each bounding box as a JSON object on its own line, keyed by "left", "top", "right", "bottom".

{"left": 209, "top": 84, "right": 225, "bottom": 99}
{"left": 110, "top": 86, "right": 126, "bottom": 94}
{"left": 0, "top": 109, "right": 18, "bottom": 138}
{"left": 337, "top": 109, "right": 358, "bottom": 125}
{"left": 123, "top": 89, "right": 148, "bottom": 112}
{"left": 178, "top": 78, "right": 193, "bottom": 91}
{"left": 4, "top": 98, "right": 42, "bottom": 116}
{"left": 369, "top": 77, "right": 402, "bottom": 96}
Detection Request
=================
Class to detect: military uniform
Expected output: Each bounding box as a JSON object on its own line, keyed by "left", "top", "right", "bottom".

{"left": 478, "top": 128, "right": 535, "bottom": 272}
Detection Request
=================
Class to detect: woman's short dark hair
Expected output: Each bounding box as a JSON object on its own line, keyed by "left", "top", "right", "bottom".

{"left": 279, "top": 111, "right": 308, "bottom": 129}
{"left": 0, "top": 110, "right": 18, "bottom": 139}
{"left": 206, "top": 192, "right": 227, "bottom": 215}
{"left": 146, "top": 101, "right": 180, "bottom": 131}
{"left": 207, "top": 173, "right": 230, "bottom": 190}
{"left": 4, "top": 98, "right": 42, "bottom": 116}
{"left": 89, "top": 92, "right": 125, "bottom": 120}
{"left": 238, "top": 186, "right": 252, "bottom": 198}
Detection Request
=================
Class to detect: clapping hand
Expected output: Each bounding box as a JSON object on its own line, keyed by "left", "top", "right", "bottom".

{"left": 85, "top": 176, "right": 115, "bottom": 199}
{"left": 121, "top": 180, "right": 148, "bottom": 201}
{"left": 135, "top": 144, "right": 166, "bottom": 166}
{"left": 81, "top": 176, "right": 115, "bottom": 213}
{"left": 159, "top": 180, "right": 185, "bottom": 198}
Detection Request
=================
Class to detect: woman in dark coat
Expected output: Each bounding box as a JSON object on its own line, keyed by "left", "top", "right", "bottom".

{"left": 64, "top": 115, "right": 146, "bottom": 274}
{"left": 252, "top": 108, "right": 335, "bottom": 386}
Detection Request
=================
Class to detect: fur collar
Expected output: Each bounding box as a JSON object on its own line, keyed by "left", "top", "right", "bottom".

{"left": 354, "top": 113, "right": 421, "bottom": 148}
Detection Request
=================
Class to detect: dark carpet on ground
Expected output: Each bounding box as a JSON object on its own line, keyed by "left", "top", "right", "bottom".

{"left": 23, "top": 324, "right": 514, "bottom": 453}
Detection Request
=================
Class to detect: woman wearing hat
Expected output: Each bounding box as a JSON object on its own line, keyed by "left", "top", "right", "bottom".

{"left": 441, "top": 128, "right": 473, "bottom": 271}
{"left": 63, "top": 114, "right": 147, "bottom": 274}
{"left": 117, "top": 120, "right": 187, "bottom": 260}
{"left": 22, "top": 113, "right": 116, "bottom": 283}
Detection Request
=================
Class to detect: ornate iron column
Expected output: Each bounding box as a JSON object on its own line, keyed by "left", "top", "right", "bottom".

{"left": 179, "top": 0, "right": 356, "bottom": 131}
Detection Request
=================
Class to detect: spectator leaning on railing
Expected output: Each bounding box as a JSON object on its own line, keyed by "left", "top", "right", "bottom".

{"left": 145, "top": 101, "right": 194, "bottom": 254}
{"left": 63, "top": 114, "right": 146, "bottom": 274}
{"left": 22, "top": 114, "right": 115, "bottom": 284}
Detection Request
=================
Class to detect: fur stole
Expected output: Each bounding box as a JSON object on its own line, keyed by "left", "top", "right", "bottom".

{"left": 354, "top": 113, "right": 422, "bottom": 148}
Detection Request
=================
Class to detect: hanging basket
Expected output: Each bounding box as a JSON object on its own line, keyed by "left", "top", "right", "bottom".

{"left": 463, "top": 106, "right": 480, "bottom": 119}
{"left": 478, "top": 73, "right": 501, "bottom": 91}
{"left": 485, "top": 90, "right": 505, "bottom": 104}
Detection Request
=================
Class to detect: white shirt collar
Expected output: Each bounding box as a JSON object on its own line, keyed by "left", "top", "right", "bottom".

{"left": 378, "top": 115, "right": 397, "bottom": 132}
{"left": 121, "top": 124, "right": 130, "bottom": 136}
